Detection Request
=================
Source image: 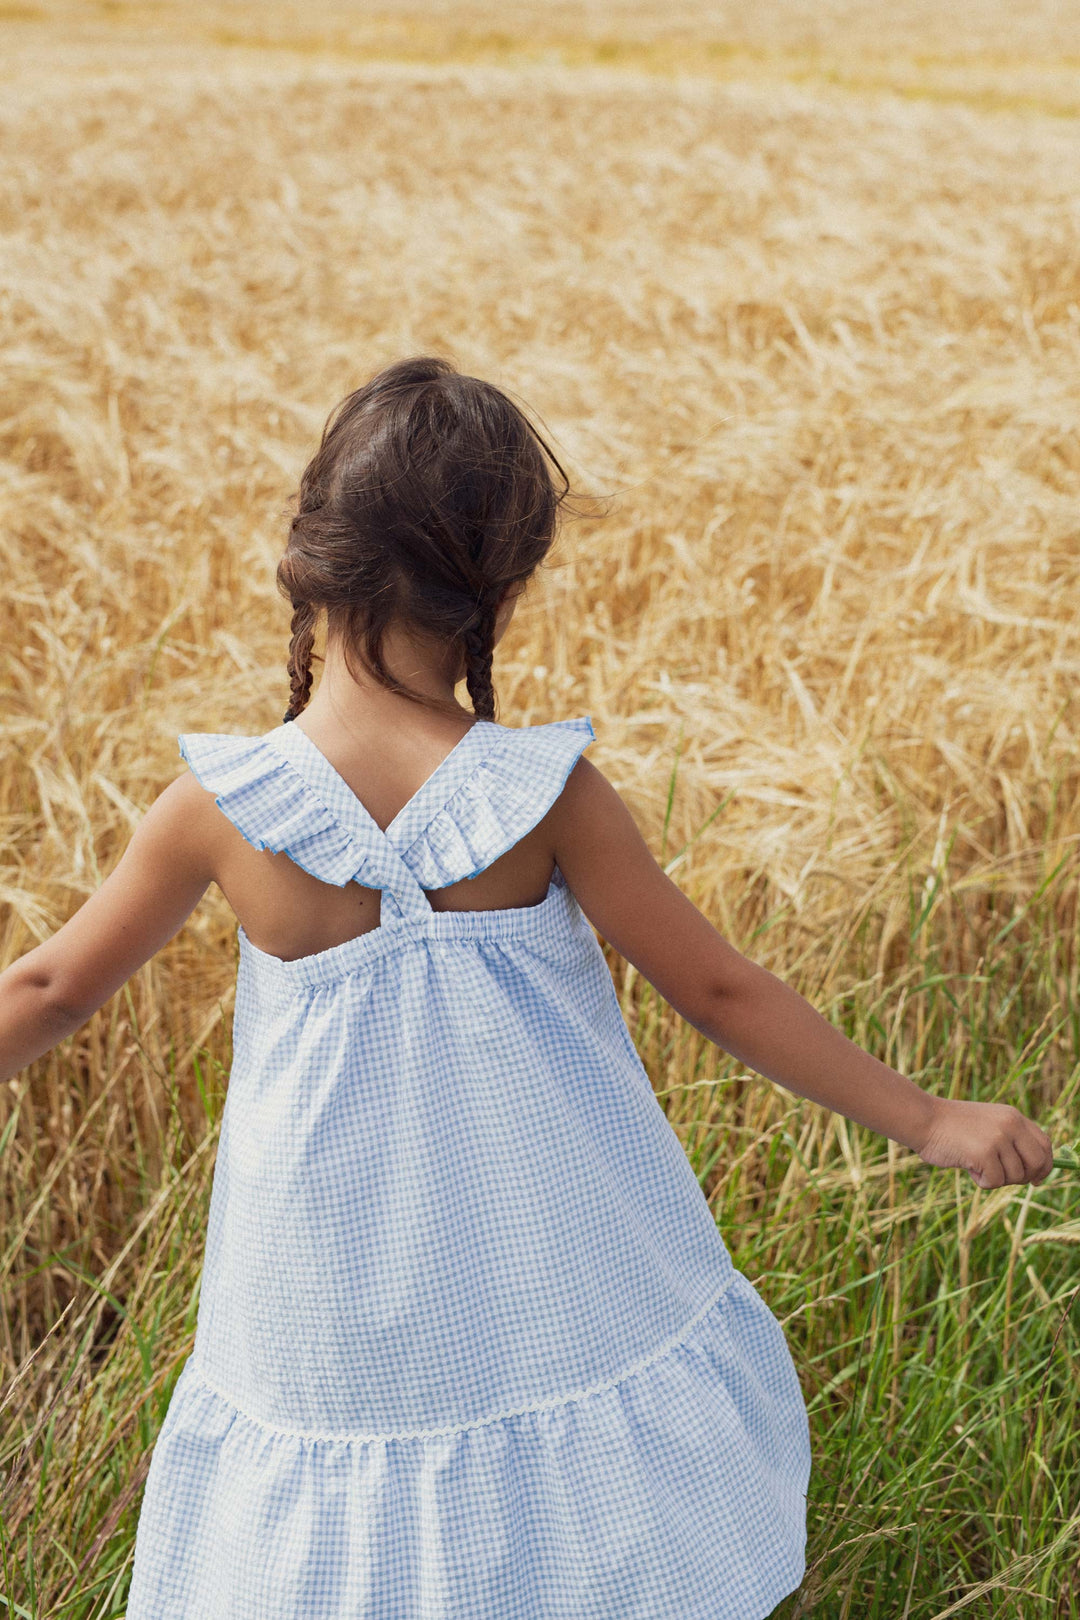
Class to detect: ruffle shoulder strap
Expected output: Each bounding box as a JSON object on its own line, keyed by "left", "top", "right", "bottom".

{"left": 400, "top": 716, "right": 596, "bottom": 889}
{"left": 176, "top": 731, "right": 420, "bottom": 900}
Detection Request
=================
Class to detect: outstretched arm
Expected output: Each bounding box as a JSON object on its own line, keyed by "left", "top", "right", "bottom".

{"left": 0, "top": 772, "right": 215, "bottom": 1083}
{"left": 553, "top": 759, "right": 1055, "bottom": 1191}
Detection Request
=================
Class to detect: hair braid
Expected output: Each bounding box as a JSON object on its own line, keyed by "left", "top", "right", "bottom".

{"left": 462, "top": 594, "right": 498, "bottom": 722}
{"left": 283, "top": 600, "right": 318, "bottom": 722}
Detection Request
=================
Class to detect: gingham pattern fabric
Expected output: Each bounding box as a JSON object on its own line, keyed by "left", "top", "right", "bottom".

{"left": 126, "top": 715, "right": 811, "bottom": 1620}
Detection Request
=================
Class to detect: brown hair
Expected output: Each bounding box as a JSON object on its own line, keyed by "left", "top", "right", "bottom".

{"left": 277, "top": 356, "right": 574, "bottom": 725}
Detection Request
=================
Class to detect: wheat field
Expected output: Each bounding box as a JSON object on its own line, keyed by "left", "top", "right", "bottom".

{"left": 2, "top": 3, "right": 1080, "bottom": 1614}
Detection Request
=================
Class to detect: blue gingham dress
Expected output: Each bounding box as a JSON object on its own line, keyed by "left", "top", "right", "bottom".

{"left": 126, "top": 715, "right": 811, "bottom": 1620}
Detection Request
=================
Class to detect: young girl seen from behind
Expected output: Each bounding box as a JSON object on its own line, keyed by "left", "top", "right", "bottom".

{"left": 1, "top": 357, "right": 1053, "bottom": 1619}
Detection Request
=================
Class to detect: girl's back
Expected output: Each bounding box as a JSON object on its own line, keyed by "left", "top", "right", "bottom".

{"left": 126, "top": 703, "right": 810, "bottom": 1619}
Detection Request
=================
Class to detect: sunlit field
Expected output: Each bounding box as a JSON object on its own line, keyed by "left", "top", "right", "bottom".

{"left": 2, "top": 2, "right": 1080, "bottom": 1613}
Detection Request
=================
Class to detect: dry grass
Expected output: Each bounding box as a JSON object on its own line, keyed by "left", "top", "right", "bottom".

{"left": 2, "top": 4, "right": 1080, "bottom": 1611}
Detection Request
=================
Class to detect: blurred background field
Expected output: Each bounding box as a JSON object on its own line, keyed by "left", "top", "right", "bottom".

{"left": 2, "top": 2, "right": 1080, "bottom": 1613}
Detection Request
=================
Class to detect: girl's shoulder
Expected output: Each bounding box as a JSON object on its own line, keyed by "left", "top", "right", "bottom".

{"left": 548, "top": 739, "right": 742, "bottom": 1044}
{"left": 479, "top": 714, "right": 597, "bottom": 785}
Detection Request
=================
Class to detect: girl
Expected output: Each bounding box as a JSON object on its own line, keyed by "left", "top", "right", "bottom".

{"left": 0, "top": 356, "right": 1053, "bottom": 1619}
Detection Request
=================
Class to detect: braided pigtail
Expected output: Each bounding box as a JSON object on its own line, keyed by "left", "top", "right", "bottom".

{"left": 462, "top": 594, "right": 498, "bottom": 722}
{"left": 283, "top": 599, "right": 318, "bottom": 722}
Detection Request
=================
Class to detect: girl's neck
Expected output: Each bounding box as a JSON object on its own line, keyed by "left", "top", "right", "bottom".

{"left": 300, "top": 627, "right": 477, "bottom": 742}
{"left": 299, "top": 583, "right": 522, "bottom": 739}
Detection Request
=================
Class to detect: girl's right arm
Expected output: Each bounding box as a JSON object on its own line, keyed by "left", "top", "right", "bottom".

{"left": 0, "top": 773, "right": 216, "bottom": 1084}
{"left": 553, "top": 759, "right": 1054, "bottom": 1190}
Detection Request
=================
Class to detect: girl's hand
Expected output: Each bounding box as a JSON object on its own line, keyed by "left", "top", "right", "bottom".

{"left": 916, "top": 1097, "right": 1054, "bottom": 1188}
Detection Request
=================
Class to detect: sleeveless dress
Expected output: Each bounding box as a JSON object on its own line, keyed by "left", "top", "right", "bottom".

{"left": 126, "top": 714, "right": 811, "bottom": 1620}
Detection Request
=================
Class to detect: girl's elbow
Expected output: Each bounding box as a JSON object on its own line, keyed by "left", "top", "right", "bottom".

{"left": 5, "top": 957, "right": 92, "bottom": 1029}
{"left": 710, "top": 954, "right": 773, "bottom": 1009}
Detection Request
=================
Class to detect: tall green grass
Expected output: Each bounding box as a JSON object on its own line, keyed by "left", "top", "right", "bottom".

{"left": 2, "top": 747, "right": 1077, "bottom": 1617}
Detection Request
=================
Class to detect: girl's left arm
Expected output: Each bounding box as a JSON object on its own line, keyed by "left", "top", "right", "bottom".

{"left": 0, "top": 773, "right": 217, "bottom": 1083}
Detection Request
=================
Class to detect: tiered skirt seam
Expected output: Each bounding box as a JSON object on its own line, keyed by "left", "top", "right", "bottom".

{"left": 186, "top": 1269, "right": 738, "bottom": 1445}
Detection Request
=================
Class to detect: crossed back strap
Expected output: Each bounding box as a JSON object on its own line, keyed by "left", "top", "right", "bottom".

{"left": 178, "top": 715, "right": 596, "bottom": 924}
{"left": 265, "top": 722, "right": 450, "bottom": 922}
